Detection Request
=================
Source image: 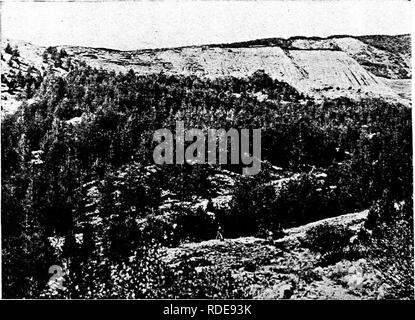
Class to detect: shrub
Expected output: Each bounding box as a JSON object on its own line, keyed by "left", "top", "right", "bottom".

{"left": 274, "top": 173, "right": 344, "bottom": 228}
{"left": 164, "top": 264, "right": 250, "bottom": 299}
{"left": 5, "top": 43, "right": 13, "bottom": 54}
{"left": 224, "top": 171, "right": 279, "bottom": 238}
{"left": 40, "top": 243, "right": 250, "bottom": 299}
{"left": 303, "top": 224, "right": 362, "bottom": 266}
{"left": 368, "top": 199, "right": 414, "bottom": 299}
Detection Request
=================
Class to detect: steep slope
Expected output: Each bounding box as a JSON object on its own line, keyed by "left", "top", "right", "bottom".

{"left": 291, "top": 36, "right": 411, "bottom": 80}
{"left": 213, "top": 34, "right": 411, "bottom": 80}
{"left": 1, "top": 34, "right": 411, "bottom": 116}
{"left": 1, "top": 40, "right": 67, "bottom": 114}
{"left": 66, "top": 44, "right": 401, "bottom": 101}
{"left": 1, "top": 40, "right": 45, "bottom": 114}
{"left": 357, "top": 34, "right": 411, "bottom": 78}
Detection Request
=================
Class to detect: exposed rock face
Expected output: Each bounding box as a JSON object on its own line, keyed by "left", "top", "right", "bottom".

{"left": 292, "top": 36, "right": 411, "bottom": 80}
{"left": 161, "top": 209, "right": 383, "bottom": 300}
{"left": 2, "top": 34, "right": 411, "bottom": 115}
{"left": 67, "top": 44, "right": 403, "bottom": 101}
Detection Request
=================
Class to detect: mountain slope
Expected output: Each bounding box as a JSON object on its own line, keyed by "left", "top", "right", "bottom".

{"left": 1, "top": 34, "right": 411, "bottom": 115}
{"left": 214, "top": 34, "right": 411, "bottom": 80}
{"left": 64, "top": 36, "right": 407, "bottom": 101}
{"left": 291, "top": 36, "right": 411, "bottom": 80}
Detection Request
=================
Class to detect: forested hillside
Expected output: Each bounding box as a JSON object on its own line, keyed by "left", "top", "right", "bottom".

{"left": 1, "top": 40, "right": 413, "bottom": 299}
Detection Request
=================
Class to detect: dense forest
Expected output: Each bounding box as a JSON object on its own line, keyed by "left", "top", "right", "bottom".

{"left": 1, "top": 58, "right": 413, "bottom": 298}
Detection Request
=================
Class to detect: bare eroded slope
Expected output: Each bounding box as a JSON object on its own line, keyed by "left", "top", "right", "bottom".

{"left": 1, "top": 35, "right": 411, "bottom": 115}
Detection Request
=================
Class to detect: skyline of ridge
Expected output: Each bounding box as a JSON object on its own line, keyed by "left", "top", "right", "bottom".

{"left": 1, "top": 1, "right": 411, "bottom": 50}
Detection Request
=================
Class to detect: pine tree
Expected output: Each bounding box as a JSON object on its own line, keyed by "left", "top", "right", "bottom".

{"left": 5, "top": 42, "right": 13, "bottom": 54}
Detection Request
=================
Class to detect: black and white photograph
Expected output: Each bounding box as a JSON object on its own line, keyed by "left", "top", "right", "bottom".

{"left": 0, "top": 0, "right": 413, "bottom": 303}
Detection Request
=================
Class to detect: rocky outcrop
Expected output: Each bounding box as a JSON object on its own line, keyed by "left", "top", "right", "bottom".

{"left": 161, "top": 209, "right": 385, "bottom": 299}
{"left": 2, "top": 34, "right": 411, "bottom": 115}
